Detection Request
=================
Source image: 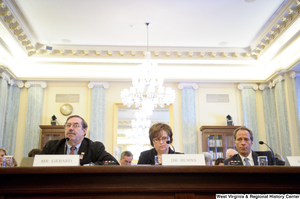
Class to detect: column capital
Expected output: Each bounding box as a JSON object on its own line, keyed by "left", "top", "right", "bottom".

{"left": 0, "top": 71, "right": 11, "bottom": 84}
{"left": 88, "top": 81, "right": 109, "bottom": 89}
{"left": 258, "top": 83, "right": 272, "bottom": 90}
{"left": 10, "top": 79, "right": 24, "bottom": 88}
{"left": 289, "top": 70, "right": 300, "bottom": 79}
{"left": 272, "top": 74, "right": 284, "bottom": 86}
{"left": 178, "top": 83, "right": 199, "bottom": 90}
{"left": 25, "top": 81, "right": 47, "bottom": 88}
{"left": 237, "top": 83, "right": 258, "bottom": 90}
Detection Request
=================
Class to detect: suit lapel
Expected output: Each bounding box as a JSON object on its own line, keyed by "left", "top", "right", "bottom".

{"left": 78, "top": 139, "right": 89, "bottom": 164}
{"left": 252, "top": 151, "right": 259, "bottom": 165}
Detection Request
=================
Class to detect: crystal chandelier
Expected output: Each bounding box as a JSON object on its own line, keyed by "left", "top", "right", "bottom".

{"left": 121, "top": 22, "right": 175, "bottom": 117}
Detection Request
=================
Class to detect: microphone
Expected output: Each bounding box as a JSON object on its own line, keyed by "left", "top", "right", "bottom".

{"left": 259, "top": 141, "right": 276, "bottom": 165}
{"left": 64, "top": 138, "right": 70, "bottom": 154}
{"left": 166, "top": 141, "right": 176, "bottom": 154}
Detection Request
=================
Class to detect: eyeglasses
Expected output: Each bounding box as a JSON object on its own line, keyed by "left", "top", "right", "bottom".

{"left": 153, "top": 137, "right": 169, "bottom": 143}
{"left": 65, "top": 123, "right": 81, "bottom": 128}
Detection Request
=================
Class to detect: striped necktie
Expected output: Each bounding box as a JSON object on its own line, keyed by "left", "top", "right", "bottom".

{"left": 244, "top": 157, "right": 251, "bottom": 166}
{"left": 69, "top": 146, "right": 76, "bottom": 155}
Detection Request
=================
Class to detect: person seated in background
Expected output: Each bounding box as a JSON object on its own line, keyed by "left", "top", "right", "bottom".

{"left": 224, "top": 126, "right": 284, "bottom": 166}
{"left": 0, "top": 147, "right": 17, "bottom": 167}
{"left": 0, "top": 147, "right": 7, "bottom": 166}
{"left": 226, "top": 148, "right": 238, "bottom": 159}
{"left": 138, "top": 123, "right": 182, "bottom": 165}
{"left": 28, "top": 148, "right": 41, "bottom": 157}
{"left": 119, "top": 151, "right": 133, "bottom": 165}
{"left": 215, "top": 158, "right": 224, "bottom": 165}
{"left": 39, "top": 115, "right": 119, "bottom": 165}
{"left": 202, "top": 152, "right": 213, "bottom": 165}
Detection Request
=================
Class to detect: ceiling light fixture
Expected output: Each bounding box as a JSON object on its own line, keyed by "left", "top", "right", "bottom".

{"left": 120, "top": 22, "right": 175, "bottom": 117}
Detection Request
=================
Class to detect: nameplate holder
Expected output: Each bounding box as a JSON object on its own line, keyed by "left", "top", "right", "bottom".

{"left": 33, "top": 155, "right": 80, "bottom": 167}
{"left": 162, "top": 154, "right": 205, "bottom": 166}
{"left": 286, "top": 156, "right": 300, "bottom": 166}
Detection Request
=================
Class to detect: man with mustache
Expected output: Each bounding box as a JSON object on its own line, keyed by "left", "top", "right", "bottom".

{"left": 224, "top": 126, "right": 284, "bottom": 166}
{"left": 39, "top": 115, "right": 119, "bottom": 165}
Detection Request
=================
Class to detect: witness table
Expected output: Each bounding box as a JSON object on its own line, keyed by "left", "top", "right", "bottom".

{"left": 1, "top": 166, "right": 299, "bottom": 199}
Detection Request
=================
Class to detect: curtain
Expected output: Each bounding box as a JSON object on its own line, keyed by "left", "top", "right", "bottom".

{"left": 291, "top": 77, "right": 300, "bottom": 152}
{"left": 262, "top": 88, "right": 281, "bottom": 153}
{"left": 23, "top": 86, "right": 44, "bottom": 157}
{"left": 2, "top": 85, "right": 21, "bottom": 155}
{"left": 240, "top": 88, "right": 259, "bottom": 150}
{"left": 274, "top": 81, "right": 291, "bottom": 158}
{"left": 89, "top": 86, "right": 106, "bottom": 142}
{"left": 181, "top": 87, "right": 197, "bottom": 154}
{"left": 0, "top": 78, "right": 9, "bottom": 147}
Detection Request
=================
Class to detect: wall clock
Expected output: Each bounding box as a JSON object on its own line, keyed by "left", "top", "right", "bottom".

{"left": 60, "top": 104, "right": 73, "bottom": 116}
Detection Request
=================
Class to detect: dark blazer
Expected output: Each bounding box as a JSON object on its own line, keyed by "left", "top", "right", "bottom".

{"left": 224, "top": 151, "right": 285, "bottom": 166}
{"left": 39, "top": 138, "right": 119, "bottom": 165}
{"left": 137, "top": 148, "right": 182, "bottom": 165}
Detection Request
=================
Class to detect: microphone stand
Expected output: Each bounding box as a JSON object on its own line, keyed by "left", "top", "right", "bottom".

{"left": 259, "top": 141, "right": 276, "bottom": 165}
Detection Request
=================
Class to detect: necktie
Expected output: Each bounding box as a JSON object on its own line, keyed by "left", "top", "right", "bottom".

{"left": 244, "top": 157, "right": 251, "bottom": 166}
{"left": 69, "top": 146, "right": 76, "bottom": 155}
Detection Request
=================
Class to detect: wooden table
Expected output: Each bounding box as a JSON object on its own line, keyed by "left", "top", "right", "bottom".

{"left": 1, "top": 166, "right": 299, "bottom": 199}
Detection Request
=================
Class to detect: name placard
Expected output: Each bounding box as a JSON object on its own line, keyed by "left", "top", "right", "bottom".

{"left": 286, "top": 156, "right": 300, "bottom": 166}
{"left": 33, "top": 155, "right": 80, "bottom": 167}
{"left": 162, "top": 154, "right": 205, "bottom": 166}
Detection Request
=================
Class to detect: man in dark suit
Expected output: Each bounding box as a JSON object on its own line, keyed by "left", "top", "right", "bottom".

{"left": 224, "top": 126, "right": 284, "bottom": 166}
{"left": 39, "top": 115, "right": 119, "bottom": 165}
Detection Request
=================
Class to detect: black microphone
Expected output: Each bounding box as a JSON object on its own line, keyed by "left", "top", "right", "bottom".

{"left": 259, "top": 141, "right": 276, "bottom": 165}
{"left": 64, "top": 138, "right": 70, "bottom": 154}
{"left": 166, "top": 141, "right": 176, "bottom": 154}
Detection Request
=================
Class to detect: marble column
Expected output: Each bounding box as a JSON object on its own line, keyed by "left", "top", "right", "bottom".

{"left": 0, "top": 72, "right": 10, "bottom": 147}
{"left": 23, "top": 81, "right": 47, "bottom": 157}
{"left": 2, "top": 80, "right": 24, "bottom": 155}
{"left": 88, "top": 82, "right": 109, "bottom": 142}
{"left": 238, "top": 83, "right": 259, "bottom": 150}
{"left": 178, "top": 83, "right": 198, "bottom": 154}
{"left": 273, "top": 75, "right": 291, "bottom": 158}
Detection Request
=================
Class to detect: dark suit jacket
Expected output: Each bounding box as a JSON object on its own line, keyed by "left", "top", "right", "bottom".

{"left": 39, "top": 138, "right": 119, "bottom": 165}
{"left": 224, "top": 151, "right": 285, "bottom": 166}
{"left": 137, "top": 148, "right": 182, "bottom": 165}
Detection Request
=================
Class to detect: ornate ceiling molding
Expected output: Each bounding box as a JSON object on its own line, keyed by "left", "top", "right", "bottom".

{"left": 0, "top": 0, "right": 298, "bottom": 62}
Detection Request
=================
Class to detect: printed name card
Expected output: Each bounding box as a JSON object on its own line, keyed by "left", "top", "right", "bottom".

{"left": 33, "top": 155, "right": 80, "bottom": 166}
{"left": 286, "top": 156, "right": 300, "bottom": 166}
{"left": 162, "top": 154, "right": 205, "bottom": 166}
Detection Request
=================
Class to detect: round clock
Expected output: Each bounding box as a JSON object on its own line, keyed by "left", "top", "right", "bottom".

{"left": 60, "top": 104, "right": 73, "bottom": 116}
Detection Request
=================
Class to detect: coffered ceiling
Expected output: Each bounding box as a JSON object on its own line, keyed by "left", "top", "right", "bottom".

{"left": 0, "top": 0, "right": 300, "bottom": 82}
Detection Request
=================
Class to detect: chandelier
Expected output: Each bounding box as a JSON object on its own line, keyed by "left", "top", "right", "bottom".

{"left": 121, "top": 22, "right": 175, "bottom": 117}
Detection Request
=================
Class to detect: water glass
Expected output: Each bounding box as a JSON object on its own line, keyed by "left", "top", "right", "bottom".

{"left": 2, "top": 155, "right": 14, "bottom": 167}
{"left": 258, "top": 156, "right": 268, "bottom": 166}
{"left": 154, "top": 155, "right": 162, "bottom": 165}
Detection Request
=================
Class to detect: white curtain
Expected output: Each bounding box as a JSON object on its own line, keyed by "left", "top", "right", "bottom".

{"left": 274, "top": 81, "right": 291, "bottom": 158}
{"left": 291, "top": 77, "right": 300, "bottom": 152}
{"left": 2, "top": 85, "right": 21, "bottom": 155}
{"left": 23, "top": 86, "right": 44, "bottom": 157}
{"left": 181, "top": 87, "right": 197, "bottom": 154}
{"left": 0, "top": 78, "right": 9, "bottom": 147}
{"left": 262, "top": 88, "right": 281, "bottom": 153}
{"left": 240, "top": 88, "right": 259, "bottom": 150}
{"left": 90, "top": 86, "right": 106, "bottom": 142}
